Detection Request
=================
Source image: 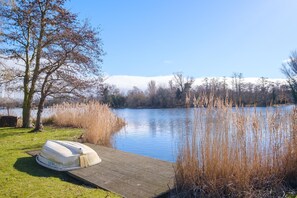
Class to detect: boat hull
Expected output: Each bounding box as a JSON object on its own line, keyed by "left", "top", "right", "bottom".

{"left": 36, "top": 140, "right": 101, "bottom": 171}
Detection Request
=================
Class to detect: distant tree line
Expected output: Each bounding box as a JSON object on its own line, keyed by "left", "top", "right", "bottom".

{"left": 1, "top": 72, "right": 292, "bottom": 110}
{"left": 98, "top": 72, "right": 292, "bottom": 108}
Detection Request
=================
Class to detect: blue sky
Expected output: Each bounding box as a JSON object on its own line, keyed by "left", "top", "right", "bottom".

{"left": 66, "top": 0, "right": 297, "bottom": 78}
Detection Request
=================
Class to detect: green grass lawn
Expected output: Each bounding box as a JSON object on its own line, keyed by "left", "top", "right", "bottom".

{"left": 0, "top": 127, "right": 120, "bottom": 198}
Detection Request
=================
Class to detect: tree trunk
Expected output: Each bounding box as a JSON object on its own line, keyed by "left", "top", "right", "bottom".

{"left": 22, "top": 99, "right": 31, "bottom": 128}
{"left": 33, "top": 96, "right": 45, "bottom": 132}
{"left": 24, "top": 7, "right": 45, "bottom": 129}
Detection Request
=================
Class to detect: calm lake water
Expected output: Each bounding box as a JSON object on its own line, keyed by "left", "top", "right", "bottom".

{"left": 112, "top": 108, "right": 196, "bottom": 162}
{"left": 2, "top": 106, "right": 294, "bottom": 163}
{"left": 112, "top": 106, "right": 294, "bottom": 162}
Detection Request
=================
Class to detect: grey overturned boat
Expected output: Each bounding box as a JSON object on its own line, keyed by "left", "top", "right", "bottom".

{"left": 36, "top": 140, "right": 101, "bottom": 171}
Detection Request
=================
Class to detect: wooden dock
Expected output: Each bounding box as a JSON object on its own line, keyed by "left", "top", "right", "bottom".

{"left": 27, "top": 144, "right": 175, "bottom": 198}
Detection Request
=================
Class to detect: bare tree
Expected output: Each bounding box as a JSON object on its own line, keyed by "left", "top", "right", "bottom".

{"left": 282, "top": 51, "right": 297, "bottom": 103}
{"left": 0, "top": 0, "right": 103, "bottom": 129}
{"left": 147, "top": 80, "right": 157, "bottom": 106}
{"left": 173, "top": 72, "right": 194, "bottom": 107}
{"left": 126, "top": 87, "right": 146, "bottom": 108}
{"left": 33, "top": 20, "right": 103, "bottom": 131}
{"left": 232, "top": 72, "right": 244, "bottom": 106}
{"left": 257, "top": 77, "right": 269, "bottom": 106}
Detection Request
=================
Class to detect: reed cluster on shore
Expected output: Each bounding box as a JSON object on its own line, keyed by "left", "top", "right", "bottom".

{"left": 175, "top": 98, "right": 297, "bottom": 197}
{"left": 51, "top": 102, "right": 125, "bottom": 146}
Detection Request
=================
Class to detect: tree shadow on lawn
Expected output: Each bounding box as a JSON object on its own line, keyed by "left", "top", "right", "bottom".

{"left": 0, "top": 127, "right": 29, "bottom": 138}
{"left": 7, "top": 144, "right": 42, "bottom": 153}
{"left": 13, "top": 156, "right": 92, "bottom": 187}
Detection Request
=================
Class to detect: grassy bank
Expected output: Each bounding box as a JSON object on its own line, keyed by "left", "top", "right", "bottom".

{"left": 0, "top": 127, "right": 120, "bottom": 198}
{"left": 175, "top": 100, "right": 297, "bottom": 197}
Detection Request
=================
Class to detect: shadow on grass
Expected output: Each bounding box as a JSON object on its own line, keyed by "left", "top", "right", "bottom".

{"left": 7, "top": 145, "right": 42, "bottom": 153}
{"left": 13, "top": 156, "right": 90, "bottom": 186}
{"left": 0, "top": 131, "right": 25, "bottom": 138}
{"left": 0, "top": 127, "right": 28, "bottom": 138}
{"left": 0, "top": 127, "right": 26, "bottom": 132}
{"left": 20, "top": 144, "right": 43, "bottom": 151}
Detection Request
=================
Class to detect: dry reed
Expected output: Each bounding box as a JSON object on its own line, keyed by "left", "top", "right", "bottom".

{"left": 175, "top": 98, "right": 297, "bottom": 197}
{"left": 51, "top": 102, "right": 125, "bottom": 146}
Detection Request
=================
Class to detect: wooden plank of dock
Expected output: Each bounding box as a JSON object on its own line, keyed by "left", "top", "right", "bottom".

{"left": 27, "top": 144, "right": 175, "bottom": 198}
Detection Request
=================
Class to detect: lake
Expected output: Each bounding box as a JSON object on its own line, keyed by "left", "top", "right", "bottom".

{"left": 112, "top": 106, "right": 294, "bottom": 162}
{"left": 2, "top": 106, "right": 294, "bottom": 163}
{"left": 112, "top": 108, "right": 197, "bottom": 162}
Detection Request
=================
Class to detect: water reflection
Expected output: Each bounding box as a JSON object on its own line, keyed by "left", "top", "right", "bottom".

{"left": 112, "top": 106, "right": 295, "bottom": 163}
{"left": 112, "top": 108, "right": 196, "bottom": 162}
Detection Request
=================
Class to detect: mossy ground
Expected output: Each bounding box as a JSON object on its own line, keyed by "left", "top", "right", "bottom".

{"left": 0, "top": 127, "right": 120, "bottom": 198}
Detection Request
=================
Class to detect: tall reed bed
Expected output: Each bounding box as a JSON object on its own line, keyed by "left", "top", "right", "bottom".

{"left": 175, "top": 99, "right": 297, "bottom": 197}
{"left": 51, "top": 102, "right": 125, "bottom": 146}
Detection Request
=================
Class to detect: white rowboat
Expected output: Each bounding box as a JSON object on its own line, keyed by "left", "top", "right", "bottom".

{"left": 36, "top": 140, "right": 101, "bottom": 171}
